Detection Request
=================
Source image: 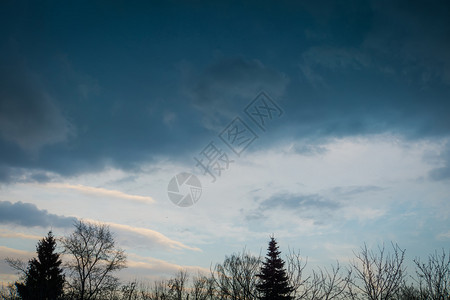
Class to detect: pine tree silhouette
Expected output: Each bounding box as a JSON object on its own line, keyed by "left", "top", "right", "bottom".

{"left": 257, "top": 236, "right": 293, "bottom": 300}
{"left": 16, "top": 231, "right": 65, "bottom": 300}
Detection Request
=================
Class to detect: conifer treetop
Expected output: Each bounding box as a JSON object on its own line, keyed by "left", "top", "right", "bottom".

{"left": 256, "top": 236, "right": 294, "bottom": 300}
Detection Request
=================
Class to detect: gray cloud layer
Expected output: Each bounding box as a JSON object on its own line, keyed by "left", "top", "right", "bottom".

{"left": 0, "top": 201, "right": 76, "bottom": 228}
{"left": 260, "top": 193, "right": 340, "bottom": 211}
{"left": 245, "top": 185, "right": 385, "bottom": 225}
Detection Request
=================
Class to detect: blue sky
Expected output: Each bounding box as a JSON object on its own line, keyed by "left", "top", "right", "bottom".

{"left": 1, "top": 0, "right": 449, "bottom": 283}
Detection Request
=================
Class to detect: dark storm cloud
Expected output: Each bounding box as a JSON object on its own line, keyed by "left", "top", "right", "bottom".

{"left": 0, "top": 58, "right": 73, "bottom": 152}
{"left": 368, "top": 0, "right": 450, "bottom": 86}
{"left": 0, "top": 165, "right": 56, "bottom": 184}
{"left": 189, "top": 57, "right": 289, "bottom": 104}
{"left": 0, "top": 0, "right": 449, "bottom": 183}
{"left": 300, "top": 47, "right": 372, "bottom": 88}
{"left": 185, "top": 56, "right": 289, "bottom": 127}
{"left": 0, "top": 201, "right": 76, "bottom": 228}
{"left": 292, "top": 0, "right": 450, "bottom": 141}
{"left": 0, "top": 55, "right": 205, "bottom": 182}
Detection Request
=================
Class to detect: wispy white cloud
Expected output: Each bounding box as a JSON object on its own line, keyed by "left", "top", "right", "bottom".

{"left": 436, "top": 230, "right": 450, "bottom": 240}
{"left": 0, "top": 245, "right": 33, "bottom": 258}
{"left": 341, "top": 207, "right": 386, "bottom": 222}
{"left": 46, "top": 183, "right": 155, "bottom": 204}
{"left": 127, "top": 253, "right": 208, "bottom": 275}
{"left": 0, "top": 229, "right": 41, "bottom": 240}
{"left": 84, "top": 219, "right": 201, "bottom": 252}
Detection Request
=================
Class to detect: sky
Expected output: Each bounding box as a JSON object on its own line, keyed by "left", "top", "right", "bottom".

{"left": 1, "top": 0, "right": 450, "bottom": 284}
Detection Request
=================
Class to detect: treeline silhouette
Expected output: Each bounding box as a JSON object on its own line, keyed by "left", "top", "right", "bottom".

{"left": 1, "top": 220, "right": 449, "bottom": 300}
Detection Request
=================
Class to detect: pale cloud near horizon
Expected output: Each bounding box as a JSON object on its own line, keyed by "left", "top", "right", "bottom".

{"left": 0, "top": 134, "right": 448, "bottom": 284}
{"left": 126, "top": 252, "right": 209, "bottom": 277}
{"left": 0, "top": 243, "right": 205, "bottom": 285}
{"left": 0, "top": 245, "right": 34, "bottom": 258}
{"left": 0, "top": 246, "right": 34, "bottom": 285}
{"left": 0, "top": 229, "right": 41, "bottom": 240}
{"left": 0, "top": 221, "right": 203, "bottom": 285}
{"left": 84, "top": 219, "right": 201, "bottom": 252}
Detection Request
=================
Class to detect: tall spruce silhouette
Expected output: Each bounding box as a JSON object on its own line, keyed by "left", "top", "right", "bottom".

{"left": 16, "top": 231, "right": 65, "bottom": 300}
{"left": 257, "top": 236, "right": 293, "bottom": 300}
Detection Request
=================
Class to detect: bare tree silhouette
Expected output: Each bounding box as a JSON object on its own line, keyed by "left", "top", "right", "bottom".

{"left": 61, "top": 220, "right": 127, "bottom": 300}
{"left": 349, "top": 243, "right": 406, "bottom": 300}
{"left": 414, "top": 248, "right": 450, "bottom": 300}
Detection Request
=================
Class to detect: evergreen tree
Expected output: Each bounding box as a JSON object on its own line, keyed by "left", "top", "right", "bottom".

{"left": 256, "top": 236, "right": 293, "bottom": 300}
{"left": 16, "top": 231, "right": 65, "bottom": 300}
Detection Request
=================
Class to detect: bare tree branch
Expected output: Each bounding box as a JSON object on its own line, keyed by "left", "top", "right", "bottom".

{"left": 61, "top": 220, "right": 127, "bottom": 300}
{"left": 413, "top": 248, "right": 450, "bottom": 300}
{"left": 350, "top": 242, "right": 406, "bottom": 300}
